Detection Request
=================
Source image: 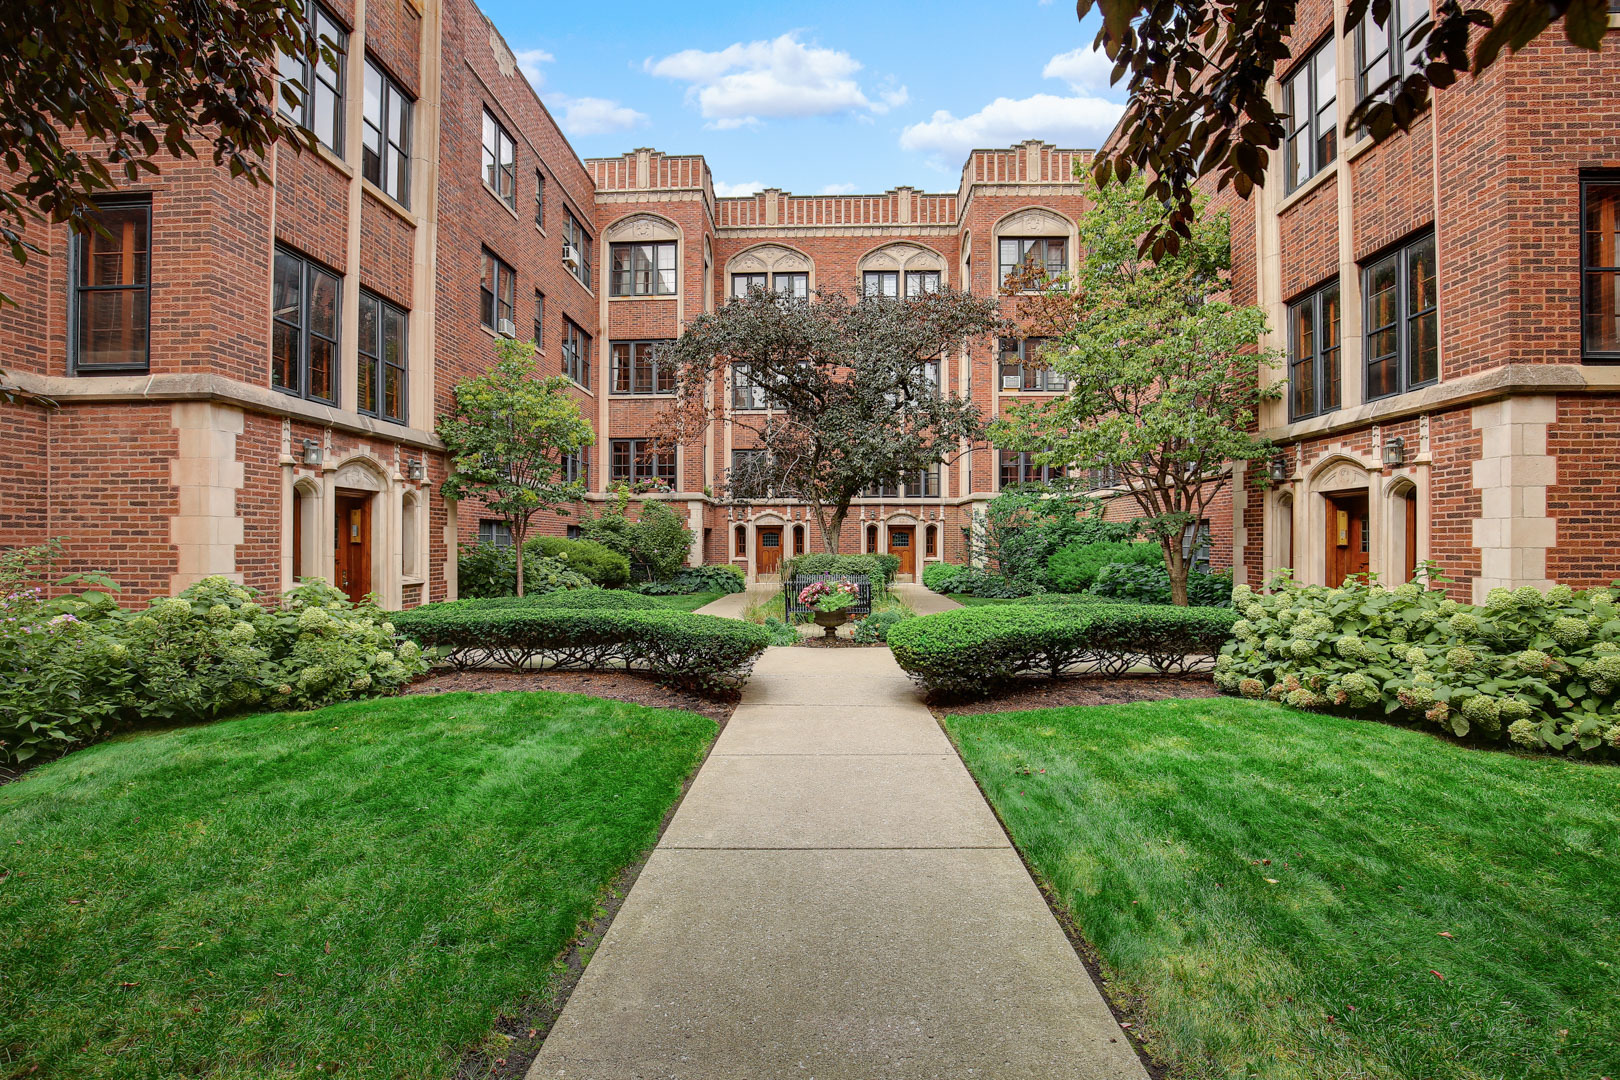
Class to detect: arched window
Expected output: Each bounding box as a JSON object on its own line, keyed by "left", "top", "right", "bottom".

{"left": 1275, "top": 494, "right": 1294, "bottom": 578}
{"left": 734, "top": 524, "right": 747, "bottom": 558}
{"left": 793, "top": 523, "right": 805, "bottom": 555}
{"left": 866, "top": 523, "right": 878, "bottom": 552}
{"left": 925, "top": 523, "right": 937, "bottom": 557}
{"left": 401, "top": 492, "right": 420, "bottom": 578}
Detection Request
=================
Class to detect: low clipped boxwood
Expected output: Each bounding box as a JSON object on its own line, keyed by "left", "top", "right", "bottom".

{"left": 391, "top": 605, "right": 769, "bottom": 693}
{"left": 427, "top": 589, "right": 667, "bottom": 613}
{"left": 783, "top": 554, "right": 887, "bottom": 590}
{"left": 888, "top": 602, "right": 1237, "bottom": 698}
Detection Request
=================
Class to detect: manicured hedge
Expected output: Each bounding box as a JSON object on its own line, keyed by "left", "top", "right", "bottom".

{"left": 390, "top": 605, "right": 770, "bottom": 692}
{"left": 888, "top": 602, "right": 1236, "bottom": 697}
{"left": 1090, "top": 563, "right": 1235, "bottom": 607}
{"left": 782, "top": 554, "right": 890, "bottom": 588}
{"left": 1219, "top": 578, "right": 1620, "bottom": 754}
{"left": 921, "top": 562, "right": 962, "bottom": 592}
{"left": 426, "top": 589, "right": 667, "bottom": 613}
{"left": 1047, "top": 540, "right": 1163, "bottom": 593}
{"left": 531, "top": 537, "right": 631, "bottom": 588}
{"left": 635, "top": 564, "right": 746, "bottom": 596}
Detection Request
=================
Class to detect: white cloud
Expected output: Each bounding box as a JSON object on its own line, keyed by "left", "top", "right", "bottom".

{"left": 819, "top": 182, "right": 857, "bottom": 195}
{"left": 551, "top": 94, "right": 648, "bottom": 136}
{"left": 645, "top": 33, "right": 907, "bottom": 128}
{"left": 512, "top": 48, "right": 554, "bottom": 89}
{"left": 1042, "top": 45, "right": 1117, "bottom": 95}
{"left": 713, "top": 180, "right": 766, "bottom": 197}
{"left": 898, "top": 93, "right": 1125, "bottom": 157}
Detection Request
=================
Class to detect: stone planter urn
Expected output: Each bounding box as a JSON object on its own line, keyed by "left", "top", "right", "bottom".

{"left": 812, "top": 610, "right": 850, "bottom": 639}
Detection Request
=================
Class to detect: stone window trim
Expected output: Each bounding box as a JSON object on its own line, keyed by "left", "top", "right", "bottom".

{"left": 361, "top": 57, "right": 413, "bottom": 208}
{"left": 68, "top": 195, "right": 152, "bottom": 375}
{"left": 1288, "top": 279, "right": 1342, "bottom": 422}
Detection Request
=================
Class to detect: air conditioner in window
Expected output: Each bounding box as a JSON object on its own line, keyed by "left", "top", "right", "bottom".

{"left": 1001, "top": 375, "right": 1023, "bottom": 390}
{"left": 561, "top": 243, "right": 581, "bottom": 270}
{"left": 497, "top": 318, "right": 516, "bottom": 337}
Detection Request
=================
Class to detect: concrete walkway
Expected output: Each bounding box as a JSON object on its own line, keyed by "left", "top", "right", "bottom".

{"left": 526, "top": 646, "right": 1148, "bottom": 1080}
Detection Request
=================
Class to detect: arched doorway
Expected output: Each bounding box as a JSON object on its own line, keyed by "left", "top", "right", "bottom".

{"left": 1388, "top": 479, "right": 1419, "bottom": 584}
{"left": 1324, "top": 488, "right": 1370, "bottom": 586}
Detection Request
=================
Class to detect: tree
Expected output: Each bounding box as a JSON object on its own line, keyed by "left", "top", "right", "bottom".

{"left": 0, "top": 0, "right": 331, "bottom": 287}
{"left": 579, "top": 487, "right": 695, "bottom": 582}
{"left": 660, "top": 286, "right": 1002, "bottom": 553}
{"left": 990, "top": 175, "right": 1281, "bottom": 606}
{"left": 1079, "top": 0, "right": 1612, "bottom": 256}
{"left": 437, "top": 339, "right": 595, "bottom": 597}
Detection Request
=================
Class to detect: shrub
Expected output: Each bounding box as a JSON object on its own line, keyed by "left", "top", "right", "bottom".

{"left": 888, "top": 602, "right": 1236, "bottom": 698}
{"left": 390, "top": 605, "right": 769, "bottom": 693}
{"left": 580, "top": 494, "right": 694, "bottom": 582}
{"left": 1090, "top": 563, "right": 1235, "bottom": 607}
{"left": 529, "top": 536, "right": 631, "bottom": 589}
{"left": 948, "top": 566, "right": 1041, "bottom": 598}
{"left": 1047, "top": 540, "right": 1163, "bottom": 593}
{"left": 922, "top": 562, "right": 963, "bottom": 593}
{"left": 970, "top": 487, "right": 1137, "bottom": 586}
{"left": 1218, "top": 577, "right": 1620, "bottom": 755}
{"left": 635, "top": 564, "right": 746, "bottom": 596}
{"left": 433, "top": 588, "right": 668, "bottom": 612}
{"left": 456, "top": 542, "right": 590, "bottom": 599}
{"left": 853, "top": 608, "right": 910, "bottom": 644}
{"left": 761, "top": 617, "right": 800, "bottom": 646}
{"left": 782, "top": 554, "right": 887, "bottom": 591}
{"left": 871, "top": 553, "right": 902, "bottom": 584}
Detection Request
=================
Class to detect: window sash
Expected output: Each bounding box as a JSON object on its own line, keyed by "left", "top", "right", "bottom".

{"left": 1582, "top": 178, "right": 1620, "bottom": 358}
{"left": 563, "top": 211, "right": 593, "bottom": 288}
{"left": 774, "top": 272, "right": 808, "bottom": 298}
{"left": 1357, "top": 0, "right": 1430, "bottom": 103}
{"left": 480, "top": 249, "right": 515, "bottom": 334}
{"left": 560, "top": 446, "right": 586, "bottom": 485}
{"left": 731, "top": 364, "right": 769, "bottom": 410}
{"left": 609, "top": 439, "right": 676, "bottom": 485}
{"left": 562, "top": 318, "right": 590, "bottom": 387}
{"left": 609, "top": 242, "right": 677, "bottom": 296}
{"left": 998, "top": 237, "right": 1067, "bottom": 287}
{"left": 1283, "top": 40, "right": 1337, "bottom": 193}
{"left": 731, "top": 273, "right": 768, "bottom": 298}
{"left": 998, "top": 451, "right": 1065, "bottom": 489}
{"left": 997, "top": 337, "right": 1067, "bottom": 391}
{"left": 71, "top": 200, "right": 152, "bottom": 373}
{"left": 1288, "top": 282, "right": 1341, "bottom": 420}
{"left": 1362, "top": 233, "right": 1437, "bottom": 401}
{"left": 358, "top": 290, "right": 407, "bottom": 423}
{"left": 863, "top": 270, "right": 899, "bottom": 297}
{"left": 610, "top": 340, "right": 674, "bottom": 395}
{"left": 905, "top": 270, "right": 941, "bottom": 296}
{"left": 481, "top": 110, "right": 516, "bottom": 206}
{"left": 271, "top": 246, "right": 340, "bottom": 405}
{"left": 863, "top": 467, "right": 940, "bottom": 499}
{"left": 280, "top": 3, "right": 347, "bottom": 154}
{"left": 535, "top": 170, "right": 545, "bottom": 228}
{"left": 362, "top": 60, "right": 412, "bottom": 205}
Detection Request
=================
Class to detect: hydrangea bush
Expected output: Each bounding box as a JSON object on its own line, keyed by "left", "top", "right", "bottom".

{"left": 1216, "top": 575, "right": 1620, "bottom": 754}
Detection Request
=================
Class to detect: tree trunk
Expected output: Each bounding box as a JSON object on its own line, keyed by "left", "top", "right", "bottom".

{"left": 812, "top": 501, "right": 848, "bottom": 554}
{"left": 513, "top": 520, "right": 527, "bottom": 598}
{"left": 1162, "top": 536, "right": 1190, "bottom": 607}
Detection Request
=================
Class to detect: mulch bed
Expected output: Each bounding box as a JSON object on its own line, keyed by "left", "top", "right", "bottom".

{"left": 930, "top": 673, "right": 1218, "bottom": 716}
{"left": 406, "top": 669, "right": 737, "bottom": 724}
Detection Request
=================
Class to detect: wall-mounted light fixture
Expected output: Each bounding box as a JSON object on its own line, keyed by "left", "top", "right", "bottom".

{"left": 300, "top": 438, "right": 323, "bottom": 467}
{"left": 408, "top": 458, "right": 426, "bottom": 482}
{"left": 1269, "top": 453, "right": 1291, "bottom": 484}
{"left": 1382, "top": 436, "right": 1406, "bottom": 468}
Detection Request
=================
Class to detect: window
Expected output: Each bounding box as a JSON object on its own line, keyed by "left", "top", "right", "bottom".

{"left": 609, "top": 241, "right": 677, "bottom": 296}
{"left": 70, "top": 199, "right": 151, "bottom": 373}
{"left": 358, "top": 290, "right": 407, "bottom": 423}
{"left": 1582, "top": 175, "right": 1620, "bottom": 360}
{"left": 561, "top": 446, "right": 586, "bottom": 485}
{"left": 906, "top": 270, "right": 941, "bottom": 296}
{"left": 998, "top": 338, "right": 1067, "bottom": 392}
{"left": 610, "top": 340, "right": 675, "bottom": 395}
{"left": 562, "top": 318, "right": 590, "bottom": 387}
{"left": 731, "top": 272, "right": 767, "bottom": 297}
{"left": 862, "top": 270, "right": 899, "bottom": 297}
{"left": 1283, "top": 39, "right": 1337, "bottom": 193}
{"left": 924, "top": 524, "right": 937, "bottom": 557}
{"left": 729, "top": 448, "right": 767, "bottom": 493}
{"left": 735, "top": 525, "right": 747, "bottom": 557}
{"left": 999, "top": 450, "right": 1066, "bottom": 489}
{"left": 278, "top": 1, "right": 346, "bottom": 153}
{"left": 731, "top": 272, "right": 806, "bottom": 299}
{"left": 610, "top": 438, "right": 676, "bottom": 487}
{"left": 1357, "top": 0, "right": 1431, "bottom": 103}
{"left": 362, "top": 59, "right": 412, "bottom": 205}
{"left": 1288, "top": 281, "right": 1341, "bottom": 420}
{"left": 534, "top": 169, "right": 545, "bottom": 229}
{"left": 271, "top": 246, "right": 340, "bottom": 404}
{"left": 479, "top": 520, "right": 513, "bottom": 548}
{"left": 1363, "top": 232, "right": 1437, "bottom": 400}
{"left": 863, "top": 467, "right": 940, "bottom": 499}
{"left": 481, "top": 110, "right": 516, "bottom": 207}
{"left": 480, "top": 248, "right": 515, "bottom": 335}
{"left": 1181, "top": 520, "right": 1213, "bottom": 573}
{"left": 563, "top": 210, "right": 593, "bottom": 288}
{"left": 532, "top": 290, "right": 544, "bottom": 345}
{"left": 998, "top": 237, "right": 1066, "bottom": 287}
{"left": 731, "top": 363, "right": 770, "bottom": 410}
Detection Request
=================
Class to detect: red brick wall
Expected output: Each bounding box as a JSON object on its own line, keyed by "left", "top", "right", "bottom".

{"left": 1546, "top": 393, "right": 1620, "bottom": 586}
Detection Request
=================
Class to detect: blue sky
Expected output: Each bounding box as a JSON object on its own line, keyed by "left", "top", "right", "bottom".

{"left": 477, "top": 0, "right": 1127, "bottom": 197}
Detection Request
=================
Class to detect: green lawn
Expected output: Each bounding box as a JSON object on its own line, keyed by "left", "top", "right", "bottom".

{"left": 640, "top": 590, "right": 724, "bottom": 611}
{"left": 944, "top": 697, "right": 1620, "bottom": 1080}
{"left": 0, "top": 691, "right": 715, "bottom": 1079}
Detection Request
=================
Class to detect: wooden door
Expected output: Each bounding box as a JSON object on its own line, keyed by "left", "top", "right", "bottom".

{"left": 1325, "top": 492, "right": 1370, "bottom": 587}
{"left": 334, "top": 491, "right": 372, "bottom": 602}
{"left": 1403, "top": 490, "right": 1418, "bottom": 584}
{"left": 887, "top": 526, "right": 916, "bottom": 578}
{"left": 755, "top": 526, "right": 783, "bottom": 575}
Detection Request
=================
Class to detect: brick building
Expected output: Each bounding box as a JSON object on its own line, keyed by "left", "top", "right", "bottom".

{"left": 0, "top": 0, "right": 1100, "bottom": 602}
{"left": 1138, "top": 0, "right": 1620, "bottom": 603}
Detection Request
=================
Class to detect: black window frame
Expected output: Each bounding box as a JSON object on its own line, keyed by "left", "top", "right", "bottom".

{"left": 68, "top": 196, "right": 153, "bottom": 375}
{"left": 1355, "top": 0, "right": 1432, "bottom": 105}
{"left": 562, "top": 317, "right": 591, "bottom": 388}
{"left": 609, "top": 438, "right": 676, "bottom": 487}
{"left": 731, "top": 363, "right": 770, "bottom": 410}
{"left": 1282, "top": 37, "right": 1337, "bottom": 194}
{"left": 731, "top": 272, "right": 768, "bottom": 298}
{"left": 998, "top": 337, "right": 1068, "bottom": 392}
{"left": 998, "top": 450, "right": 1066, "bottom": 490}
{"left": 609, "top": 240, "right": 677, "bottom": 297}
{"left": 532, "top": 290, "right": 544, "bottom": 346}
{"left": 480, "top": 247, "right": 516, "bottom": 336}
{"left": 271, "top": 245, "right": 342, "bottom": 406}
{"left": 362, "top": 57, "right": 412, "bottom": 207}
{"left": 1581, "top": 173, "right": 1620, "bottom": 362}
{"left": 481, "top": 108, "right": 517, "bottom": 207}
{"left": 562, "top": 209, "right": 593, "bottom": 289}
{"left": 1287, "top": 280, "right": 1342, "bottom": 421}
{"left": 1362, "top": 230, "right": 1438, "bottom": 402}
{"left": 561, "top": 445, "right": 587, "bottom": 486}
{"left": 610, "top": 339, "right": 676, "bottom": 395}
{"left": 905, "top": 270, "right": 941, "bottom": 296}
{"left": 998, "top": 236, "right": 1067, "bottom": 288}
{"left": 278, "top": 0, "right": 347, "bottom": 155}
{"left": 863, "top": 466, "right": 941, "bottom": 499}
{"left": 357, "top": 289, "right": 408, "bottom": 424}
{"left": 534, "top": 169, "right": 546, "bottom": 229}
{"left": 862, "top": 270, "right": 899, "bottom": 297}
{"left": 478, "top": 520, "right": 513, "bottom": 548}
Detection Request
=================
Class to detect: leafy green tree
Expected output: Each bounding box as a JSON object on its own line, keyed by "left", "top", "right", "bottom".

{"left": 578, "top": 488, "right": 694, "bottom": 582}
{"left": 967, "top": 485, "right": 1135, "bottom": 587}
{"left": 437, "top": 340, "right": 595, "bottom": 596}
{"left": 662, "top": 286, "right": 1002, "bottom": 553}
{"left": 1079, "top": 0, "right": 1612, "bottom": 256}
{"left": 991, "top": 175, "right": 1280, "bottom": 606}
